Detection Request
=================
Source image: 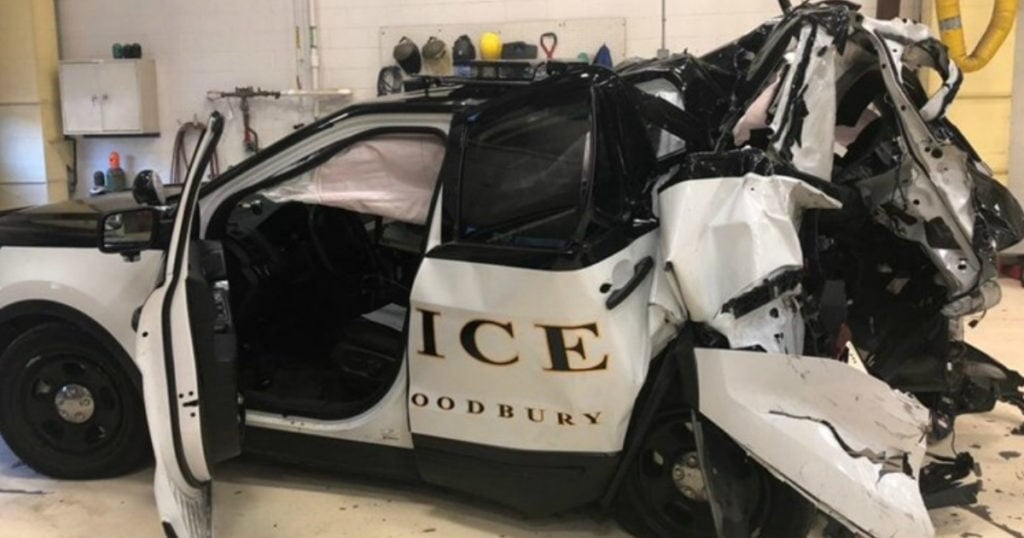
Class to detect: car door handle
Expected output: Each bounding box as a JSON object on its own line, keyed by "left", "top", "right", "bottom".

{"left": 605, "top": 256, "right": 655, "bottom": 310}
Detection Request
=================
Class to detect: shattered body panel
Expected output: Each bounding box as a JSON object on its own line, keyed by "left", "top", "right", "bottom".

{"left": 659, "top": 174, "right": 839, "bottom": 354}
{"left": 621, "top": 1, "right": 1024, "bottom": 536}
{"left": 694, "top": 348, "right": 933, "bottom": 537}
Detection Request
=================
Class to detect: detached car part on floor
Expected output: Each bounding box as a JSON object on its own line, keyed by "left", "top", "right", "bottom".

{"left": 2, "top": 3, "right": 1023, "bottom": 538}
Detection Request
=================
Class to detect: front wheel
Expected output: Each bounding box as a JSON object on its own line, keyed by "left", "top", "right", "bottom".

{"left": 613, "top": 411, "right": 816, "bottom": 538}
{"left": 0, "top": 322, "right": 151, "bottom": 479}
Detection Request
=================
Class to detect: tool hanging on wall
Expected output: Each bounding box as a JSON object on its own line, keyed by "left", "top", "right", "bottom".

{"left": 539, "top": 32, "right": 558, "bottom": 59}
{"left": 170, "top": 119, "right": 221, "bottom": 183}
{"left": 206, "top": 86, "right": 283, "bottom": 153}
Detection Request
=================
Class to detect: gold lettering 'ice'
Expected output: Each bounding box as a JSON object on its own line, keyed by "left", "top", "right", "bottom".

{"left": 414, "top": 308, "right": 608, "bottom": 372}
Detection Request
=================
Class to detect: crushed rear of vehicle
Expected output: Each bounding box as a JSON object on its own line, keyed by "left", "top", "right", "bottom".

{"left": 622, "top": 2, "right": 1024, "bottom": 536}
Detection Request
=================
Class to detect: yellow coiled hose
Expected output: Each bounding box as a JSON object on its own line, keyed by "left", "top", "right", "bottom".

{"left": 935, "top": 0, "right": 1018, "bottom": 72}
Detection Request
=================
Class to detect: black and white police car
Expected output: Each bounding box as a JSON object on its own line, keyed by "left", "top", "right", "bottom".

{"left": 2, "top": 5, "right": 1022, "bottom": 537}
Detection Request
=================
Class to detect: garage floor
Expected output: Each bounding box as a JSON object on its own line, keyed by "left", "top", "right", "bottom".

{"left": 2, "top": 281, "right": 1023, "bottom": 538}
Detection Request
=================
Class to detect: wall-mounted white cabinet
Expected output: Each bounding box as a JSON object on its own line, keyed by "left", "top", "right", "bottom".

{"left": 59, "top": 59, "right": 159, "bottom": 135}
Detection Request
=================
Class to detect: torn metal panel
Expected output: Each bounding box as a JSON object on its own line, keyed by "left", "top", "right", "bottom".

{"left": 659, "top": 174, "right": 839, "bottom": 353}
{"left": 679, "top": 2, "right": 1024, "bottom": 439}
{"left": 711, "top": 271, "right": 805, "bottom": 354}
{"left": 858, "top": 17, "right": 962, "bottom": 122}
{"left": 694, "top": 348, "right": 933, "bottom": 538}
{"left": 768, "top": 24, "right": 838, "bottom": 180}
{"left": 856, "top": 22, "right": 994, "bottom": 314}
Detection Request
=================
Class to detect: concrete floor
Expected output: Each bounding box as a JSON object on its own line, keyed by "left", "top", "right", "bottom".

{"left": 2, "top": 282, "right": 1024, "bottom": 537}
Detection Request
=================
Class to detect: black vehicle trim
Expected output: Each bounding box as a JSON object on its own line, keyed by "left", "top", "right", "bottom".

{"left": 243, "top": 426, "right": 421, "bottom": 482}
{"left": 0, "top": 200, "right": 104, "bottom": 248}
{"left": 413, "top": 433, "right": 620, "bottom": 516}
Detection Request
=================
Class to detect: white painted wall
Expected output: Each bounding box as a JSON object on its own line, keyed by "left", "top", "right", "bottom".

{"left": 56, "top": 0, "right": 876, "bottom": 196}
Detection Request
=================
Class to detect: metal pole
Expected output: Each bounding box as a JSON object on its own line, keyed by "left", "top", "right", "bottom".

{"left": 657, "top": 0, "right": 669, "bottom": 59}
{"left": 309, "top": 0, "right": 322, "bottom": 118}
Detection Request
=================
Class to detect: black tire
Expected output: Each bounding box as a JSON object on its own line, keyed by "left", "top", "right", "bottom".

{"left": 0, "top": 322, "right": 151, "bottom": 478}
{"left": 613, "top": 411, "right": 816, "bottom": 538}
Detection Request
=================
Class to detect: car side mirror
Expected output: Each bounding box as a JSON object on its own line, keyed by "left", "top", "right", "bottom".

{"left": 99, "top": 207, "right": 160, "bottom": 255}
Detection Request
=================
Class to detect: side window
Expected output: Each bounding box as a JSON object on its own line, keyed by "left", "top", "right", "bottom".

{"left": 457, "top": 89, "right": 592, "bottom": 250}
{"left": 260, "top": 133, "right": 445, "bottom": 225}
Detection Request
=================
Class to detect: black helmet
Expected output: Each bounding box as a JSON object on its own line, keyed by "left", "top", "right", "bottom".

{"left": 393, "top": 37, "right": 422, "bottom": 74}
{"left": 452, "top": 34, "right": 476, "bottom": 63}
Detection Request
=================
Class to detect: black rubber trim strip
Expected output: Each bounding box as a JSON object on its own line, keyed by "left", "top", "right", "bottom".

{"left": 243, "top": 426, "right": 420, "bottom": 482}
{"left": 413, "top": 432, "right": 619, "bottom": 515}
{"left": 719, "top": 268, "right": 802, "bottom": 318}
{"left": 159, "top": 113, "right": 224, "bottom": 489}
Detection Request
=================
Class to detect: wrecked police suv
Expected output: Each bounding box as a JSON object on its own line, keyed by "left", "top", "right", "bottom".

{"left": 2, "top": 3, "right": 1023, "bottom": 537}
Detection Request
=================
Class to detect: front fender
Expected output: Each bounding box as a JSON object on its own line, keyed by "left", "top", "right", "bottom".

{"left": 0, "top": 246, "right": 163, "bottom": 366}
{"left": 694, "top": 348, "right": 934, "bottom": 537}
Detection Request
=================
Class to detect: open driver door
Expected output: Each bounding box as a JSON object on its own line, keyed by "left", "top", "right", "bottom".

{"left": 135, "top": 112, "right": 242, "bottom": 538}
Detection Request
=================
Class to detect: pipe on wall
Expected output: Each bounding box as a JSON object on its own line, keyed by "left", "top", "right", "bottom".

{"left": 935, "top": 0, "right": 1019, "bottom": 72}
{"left": 309, "top": 0, "right": 322, "bottom": 117}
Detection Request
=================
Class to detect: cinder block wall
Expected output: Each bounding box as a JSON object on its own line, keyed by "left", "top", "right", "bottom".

{"left": 55, "top": 0, "right": 876, "bottom": 195}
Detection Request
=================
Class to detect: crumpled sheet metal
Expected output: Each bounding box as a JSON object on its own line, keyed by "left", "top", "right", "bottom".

{"left": 769, "top": 24, "right": 838, "bottom": 180}
{"left": 659, "top": 174, "right": 839, "bottom": 351}
{"left": 860, "top": 16, "right": 962, "bottom": 122}
{"left": 722, "top": 5, "right": 992, "bottom": 313}
{"left": 695, "top": 348, "right": 934, "bottom": 538}
{"left": 858, "top": 19, "right": 988, "bottom": 310}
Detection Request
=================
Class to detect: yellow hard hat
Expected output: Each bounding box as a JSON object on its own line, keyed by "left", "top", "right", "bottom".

{"left": 480, "top": 32, "right": 502, "bottom": 60}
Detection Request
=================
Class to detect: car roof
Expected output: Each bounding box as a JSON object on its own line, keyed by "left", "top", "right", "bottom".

{"left": 201, "top": 65, "right": 639, "bottom": 197}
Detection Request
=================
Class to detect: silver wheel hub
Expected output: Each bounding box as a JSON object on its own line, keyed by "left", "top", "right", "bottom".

{"left": 54, "top": 384, "right": 95, "bottom": 424}
{"left": 672, "top": 452, "right": 708, "bottom": 502}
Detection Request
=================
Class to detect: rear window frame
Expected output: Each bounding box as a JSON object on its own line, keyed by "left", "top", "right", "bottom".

{"left": 453, "top": 83, "right": 597, "bottom": 252}
{"left": 431, "top": 68, "right": 656, "bottom": 270}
